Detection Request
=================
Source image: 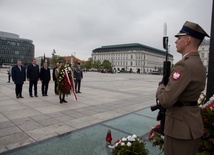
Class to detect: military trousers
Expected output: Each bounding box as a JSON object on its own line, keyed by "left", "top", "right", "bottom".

{"left": 164, "top": 135, "right": 200, "bottom": 155}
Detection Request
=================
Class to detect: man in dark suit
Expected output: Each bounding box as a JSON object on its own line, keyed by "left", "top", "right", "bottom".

{"left": 156, "top": 21, "right": 209, "bottom": 155}
{"left": 40, "top": 62, "right": 51, "bottom": 96}
{"left": 53, "top": 62, "right": 59, "bottom": 95}
{"left": 27, "top": 58, "right": 40, "bottom": 97}
{"left": 74, "top": 62, "right": 83, "bottom": 93}
{"left": 12, "top": 59, "right": 26, "bottom": 98}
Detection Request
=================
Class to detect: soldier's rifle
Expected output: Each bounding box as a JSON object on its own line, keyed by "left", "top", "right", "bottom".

{"left": 150, "top": 23, "right": 171, "bottom": 135}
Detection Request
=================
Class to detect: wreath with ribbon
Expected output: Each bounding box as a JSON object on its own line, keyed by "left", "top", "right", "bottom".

{"left": 57, "top": 64, "right": 77, "bottom": 100}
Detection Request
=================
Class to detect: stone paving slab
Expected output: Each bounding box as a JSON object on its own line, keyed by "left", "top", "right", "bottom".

{"left": 0, "top": 68, "right": 161, "bottom": 153}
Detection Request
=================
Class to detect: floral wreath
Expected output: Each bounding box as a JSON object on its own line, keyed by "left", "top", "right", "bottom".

{"left": 197, "top": 93, "right": 214, "bottom": 154}
{"left": 111, "top": 134, "right": 149, "bottom": 155}
{"left": 57, "top": 64, "right": 77, "bottom": 100}
{"left": 148, "top": 124, "right": 164, "bottom": 153}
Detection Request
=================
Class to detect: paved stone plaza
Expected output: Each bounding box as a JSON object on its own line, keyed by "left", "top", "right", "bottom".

{"left": 0, "top": 68, "right": 162, "bottom": 154}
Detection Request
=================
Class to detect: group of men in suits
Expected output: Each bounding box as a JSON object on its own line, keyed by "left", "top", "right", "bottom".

{"left": 12, "top": 58, "right": 50, "bottom": 98}
{"left": 11, "top": 59, "right": 83, "bottom": 104}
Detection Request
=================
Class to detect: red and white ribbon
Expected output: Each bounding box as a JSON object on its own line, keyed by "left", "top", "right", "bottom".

{"left": 65, "top": 70, "right": 77, "bottom": 101}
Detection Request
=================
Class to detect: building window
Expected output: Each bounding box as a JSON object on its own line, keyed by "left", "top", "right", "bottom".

{"left": 15, "top": 51, "right": 19, "bottom": 54}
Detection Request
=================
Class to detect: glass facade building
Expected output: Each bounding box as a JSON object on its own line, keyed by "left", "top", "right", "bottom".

{"left": 0, "top": 31, "right": 34, "bottom": 66}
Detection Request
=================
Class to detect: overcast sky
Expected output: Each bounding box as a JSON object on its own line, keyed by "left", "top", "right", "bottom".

{"left": 0, "top": 0, "right": 212, "bottom": 63}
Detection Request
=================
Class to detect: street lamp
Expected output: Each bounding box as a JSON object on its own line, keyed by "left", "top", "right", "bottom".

{"left": 70, "top": 54, "right": 73, "bottom": 66}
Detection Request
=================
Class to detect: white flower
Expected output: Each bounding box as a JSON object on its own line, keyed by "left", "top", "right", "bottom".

{"left": 210, "top": 96, "right": 214, "bottom": 101}
{"left": 127, "top": 142, "right": 132, "bottom": 147}
{"left": 132, "top": 134, "right": 137, "bottom": 138}
{"left": 121, "top": 142, "right": 125, "bottom": 146}
{"left": 127, "top": 137, "right": 135, "bottom": 141}
{"left": 122, "top": 137, "right": 127, "bottom": 141}
{"left": 200, "top": 93, "right": 205, "bottom": 99}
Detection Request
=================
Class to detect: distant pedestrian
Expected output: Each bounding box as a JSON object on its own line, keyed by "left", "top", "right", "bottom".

{"left": 12, "top": 60, "right": 26, "bottom": 98}
{"left": 7, "top": 64, "right": 13, "bottom": 83}
{"left": 40, "top": 62, "right": 51, "bottom": 96}
{"left": 53, "top": 62, "right": 59, "bottom": 95}
{"left": 27, "top": 58, "right": 40, "bottom": 97}
{"left": 74, "top": 62, "right": 83, "bottom": 93}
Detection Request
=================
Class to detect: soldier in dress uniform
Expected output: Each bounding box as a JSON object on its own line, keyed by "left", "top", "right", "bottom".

{"left": 156, "top": 21, "right": 209, "bottom": 155}
{"left": 74, "top": 62, "right": 83, "bottom": 93}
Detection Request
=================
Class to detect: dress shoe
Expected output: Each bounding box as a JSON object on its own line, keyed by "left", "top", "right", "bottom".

{"left": 45, "top": 94, "right": 48, "bottom": 96}
{"left": 76, "top": 92, "right": 78, "bottom": 94}
{"left": 78, "top": 91, "right": 81, "bottom": 93}
{"left": 30, "top": 95, "right": 33, "bottom": 97}
{"left": 63, "top": 100, "right": 67, "bottom": 103}
{"left": 42, "top": 94, "right": 45, "bottom": 96}
{"left": 20, "top": 96, "right": 24, "bottom": 98}
{"left": 60, "top": 100, "right": 63, "bottom": 103}
{"left": 35, "top": 95, "right": 38, "bottom": 97}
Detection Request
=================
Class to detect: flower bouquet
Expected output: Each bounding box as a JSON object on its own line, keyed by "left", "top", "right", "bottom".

{"left": 197, "top": 94, "right": 214, "bottom": 155}
{"left": 111, "top": 134, "right": 148, "bottom": 155}
{"left": 148, "top": 124, "right": 164, "bottom": 153}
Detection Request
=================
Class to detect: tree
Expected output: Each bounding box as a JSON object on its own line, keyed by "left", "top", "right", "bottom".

{"left": 50, "top": 54, "right": 66, "bottom": 67}
{"left": 101, "top": 60, "right": 112, "bottom": 70}
{"left": 82, "top": 58, "right": 93, "bottom": 69}
{"left": 93, "top": 60, "right": 101, "bottom": 69}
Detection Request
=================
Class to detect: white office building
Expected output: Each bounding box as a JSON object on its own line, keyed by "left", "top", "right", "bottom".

{"left": 198, "top": 39, "right": 210, "bottom": 72}
{"left": 92, "top": 43, "right": 173, "bottom": 73}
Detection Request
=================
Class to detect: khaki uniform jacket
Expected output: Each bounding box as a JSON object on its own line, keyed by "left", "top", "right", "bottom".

{"left": 156, "top": 52, "right": 206, "bottom": 140}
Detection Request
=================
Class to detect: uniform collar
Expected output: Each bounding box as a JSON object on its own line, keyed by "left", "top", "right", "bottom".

{"left": 183, "top": 53, "right": 189, "bottom": 58}
{"left": 182, "top": 52, "right": 199, "bottom": 60}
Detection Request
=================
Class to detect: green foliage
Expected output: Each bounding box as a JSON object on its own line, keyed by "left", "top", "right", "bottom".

{"left": 101, "top": 60, "right": 112, "bottom": 70}
{"left": 50, "top": 55, "right": 66, "bottom": 67}
{"left": 93, "top": 60, "right": 101, "bottom": 69}
{"left": 197, "top": 94, "right": 214, "bottom": 155}
{"left": 198, "top": 106, "right": 214, "bottom": 155}
{"left": 76, "top": 58, "right": 113, "bottom": 70}
{"left": 148, "top": 124, "right": 164, "bottom": 153}
{"left": 82, "top": 58, "right": 93, "bottom": 69}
